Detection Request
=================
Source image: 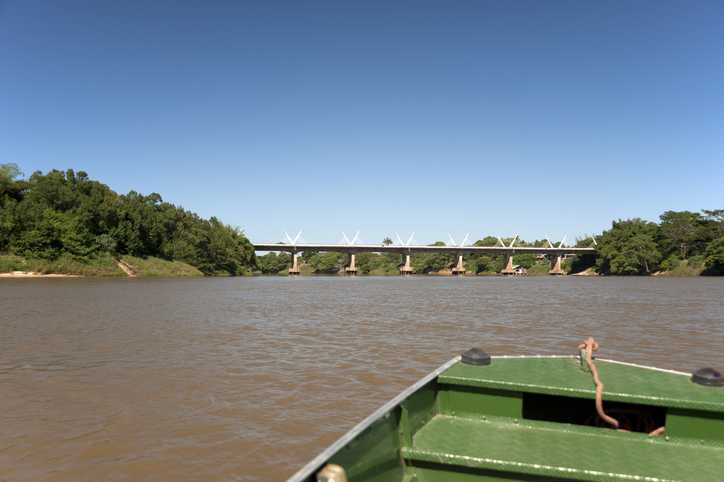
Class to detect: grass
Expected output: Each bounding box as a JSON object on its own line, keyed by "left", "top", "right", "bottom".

{"left": 1, "top": 253, "right": 203, "bottom": 277}
{"left": 0, "top": 253, "right": 126, "bottom": 276}
{"left": 121, "top": 255, "right": 203, "bottom": 277}
{"left": 526, "top": 262, "right": 551, "bottom": 275}
{"left": 0, "top": 254, "right": 28, "bottom": 272}
{"left": 367, "top": 267, "right": 400, "bottom": 276}
{"left": 657, "top": 258, "right": 705, "bottom": 277}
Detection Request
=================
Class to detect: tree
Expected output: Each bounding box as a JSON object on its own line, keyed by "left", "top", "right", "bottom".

{"left": 513, "top": 253, "right": 537, "bottom": 269}
{"left": 474, "top": 236, "right": 500, "bottom": 247}
{"left": 704, "top": 237, "right": 724, "bottom": 275}
{"left": 466, "top": 236, "right": 506, "bottom": 273}
{"left": 382, "top": 237, "right": 393, "bottom": 246}
{"left": 596, "top": 219, "right": 661, "bottom": 275}
{"left": 0, "top": 168, "right": 256, "bottom": 275}
{"left": 256, "top": 252, "right": 291, "bottom": 274}
{"left": 355, "top": 252, "right": 398, "bottom": 275}
{"left": 411, "top": 242, "right": 454, "bottom": 273}
{"left": 567, "top": 237, "right": 598, "bottom": 273}
{"left": 307, "top": 252, "right": 344, "bottom": 274}
{"left": 658, "top": 211, "right": 705, "bottom": 259}
{"left": 0, "top": 163, "right": 21, "bottom": 184}
{"left": 703, "top": 209, "right": 724, "bottom": 237}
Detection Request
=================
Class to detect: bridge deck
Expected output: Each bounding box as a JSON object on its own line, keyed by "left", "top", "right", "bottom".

{"left": 253, "top": 243, "right": 595, "bottom": 255}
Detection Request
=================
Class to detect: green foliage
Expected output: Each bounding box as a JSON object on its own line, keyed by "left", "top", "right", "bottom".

{"left": 660, "top": 255, "right": 681, "bottom": 272}
{"left": 467, "top": 255, "right": 504, "bottom": 274}
{"left": 0, "top": 254, "right": 28, "bottom": 272}
{"left": 596, "top": 219, "right": 661, "bottom": 275}
{"left": 527, "top": 261, "right": 552, "bottom": 275}
{"left": 256, "top": 252, "right": 291, "bottom": 274}
{"left": 704, "top": 237, "right": 724, "bottom": 275}
{"left": 0, "top": 163, "right": 22, "bottom": 184}
{"left": 465, "top": 237, "right": 505, "bottom": 273}
{"left": 411, "top": 242, "right": 454, "bottom": 273}
{"left": 32, "top": 254, "right": 126, "bottom": 277}
{"left": 687, "top": 255, "right": 705, "bottom": 269}
{"left": 474, "top": 236, "right": 501, "bottom": 247}
{"left": 306, "top": 251, "right": 344, "bottom": 274}
{"left": 568, "top": 254, "right": 596, "bottom": 274}
{"left": 121, "top": 256, "right": 203, "bottom": 277}
{"left": 0, "top": 167, "right": 255, "bottom": 275}
{"left": 512, "top": 253, "right": 537, "bottom": 269}
{"left": 355, "top": 252, "right": 398, "bottom": 275}
{"left": 0, "top": 253, "right": 126, "bottom": 276}
{"left": 703, "top": 210, "right": 724, "bottom": 237}
{"left": 566, "top": 237, "right": 598, "bottom": 274}
{"left": 594, "top": 211, "right": 722, "bottom": 276}
{"left": 656, "top": 258, "right": 704, "bottom": 277}
{"left": 658, "top": 210, "right": 713, "bottom": 259}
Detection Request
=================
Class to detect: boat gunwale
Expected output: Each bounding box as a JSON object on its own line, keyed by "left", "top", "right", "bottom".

{"left": 596, "top": 358, "right": 691, "bottom": 376}
{"left": 284, "top": 355, "right": 696, "bottom": 481}
{"left": 285, "top": 355, "right": 461, "bottom": 482}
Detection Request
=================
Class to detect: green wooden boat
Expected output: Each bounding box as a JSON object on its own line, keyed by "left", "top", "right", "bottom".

{"left": 288, "top": 339, "right": 724, "bottom": 482}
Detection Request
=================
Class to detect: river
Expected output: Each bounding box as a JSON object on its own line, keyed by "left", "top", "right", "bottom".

{"left": 1, "top": 276, "right": 722, "bottom": 481}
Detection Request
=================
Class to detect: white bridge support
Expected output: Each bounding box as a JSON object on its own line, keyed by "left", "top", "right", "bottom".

{"left": 400, "top": 254, "right": 414, "bottom": 275}
{"left": 289, "top": 252, "right": 300, "bottom": 275}
{"left": 549, "top": 255, "right": 565, "bottom": 275}
{"left": 546, "top": 235, "right": 568, "bottom": 275}
{"left": 500, "top": 254, "right": 516, "bottom": 275}
{"left": 396, "top": 233, "right": 416, "bottom": 276}
{"left": 448, "top": 234, "right": 469, "bottom": 276}
{"left": 284, "top": 230, "right": 303, "bottom": 276}
{"left": 345, "top": 253, "right": 358, "bottom": 275}
{"left": 342, "top": 231, "right": 360, "bottom": 275}
{"left": 452, "top": 254, "right": 465, "bottom": 276}
{"left": 498, "top": 235, "right": 518, "bottom": 275}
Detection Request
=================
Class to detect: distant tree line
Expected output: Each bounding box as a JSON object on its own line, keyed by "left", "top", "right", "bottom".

{"left": 3, "top": 164, "right": 722, "bottom": 277}
{"left": 594, "top": 211, "right": 724, "bottom": 275}
{"left": 258, "top": 211, "right": 724, "bottom": 276}
{"left": 0, "top": 164, "right": 255, "bottom": 275}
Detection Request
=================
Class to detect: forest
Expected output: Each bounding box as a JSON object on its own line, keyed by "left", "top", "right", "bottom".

{"left": 0, "top": 164, "right": 255, "bottom": 276}
{"left": 2, "top": 164, "right": 722, "bottom": 276}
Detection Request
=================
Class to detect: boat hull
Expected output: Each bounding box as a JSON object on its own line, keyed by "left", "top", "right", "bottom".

{"left": 287, "top": 355, "right": 724, "bottom": 482}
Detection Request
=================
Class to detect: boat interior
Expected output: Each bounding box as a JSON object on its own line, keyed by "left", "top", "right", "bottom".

{"left": 299, "top": 354, "right": 724, "bottom": 482}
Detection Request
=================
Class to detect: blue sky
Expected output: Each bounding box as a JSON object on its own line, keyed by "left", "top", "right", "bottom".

{"left": 2, "top": 1, "right": 723, "bottom": 245}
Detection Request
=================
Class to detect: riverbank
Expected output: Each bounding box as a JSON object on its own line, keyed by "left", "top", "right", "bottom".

{"left": 0, "top": 254, "right": 203, "bottom": 278}
{"left": 652, "top": 259, "right": 706, "bottom": 277}
{"left": 0, "top": 271, "right": 81, "bottom": 278}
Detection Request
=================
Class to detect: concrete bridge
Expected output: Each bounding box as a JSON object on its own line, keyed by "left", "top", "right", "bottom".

{"left": 253, "top": 241, "right": 596, "bottom": 276}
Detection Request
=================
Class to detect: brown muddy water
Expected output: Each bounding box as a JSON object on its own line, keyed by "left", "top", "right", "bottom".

{"left": 1, "top": 276, "right": 723, "bottom": 481}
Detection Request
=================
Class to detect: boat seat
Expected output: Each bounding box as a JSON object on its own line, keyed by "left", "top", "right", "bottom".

{"left": 402, "top": 414, "right": 724, "bottom": 481}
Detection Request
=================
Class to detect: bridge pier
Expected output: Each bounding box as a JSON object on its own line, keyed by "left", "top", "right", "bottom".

{"left": 500, "top": 254, "right": 516, "bottom": 275}
{"left": 288, "top": 252, "right": 301, "bottom": 276}
{"left": 400, "top": 254, "right": 414, "bottom": 276}
{"left": 549, "top": 255, "right": 566, "bottom": 275}
{"left": 452, "top": 254, "right": 465, "bottom": 276}
{"left": 345, "top": 253, "right": 358, "bottom": 275}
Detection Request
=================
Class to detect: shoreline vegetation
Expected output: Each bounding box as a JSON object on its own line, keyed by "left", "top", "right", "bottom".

{"left": 256, "top": 212, "right": 723, "bottom": 278}
{"left": 0, "top": 253, "right": 203, "bottom": 278}
{"left": 1, "top": 164, "right": 723, "bottom": 278}
{"left": 1, "top": 164, "right": 253, "bottom": 278}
